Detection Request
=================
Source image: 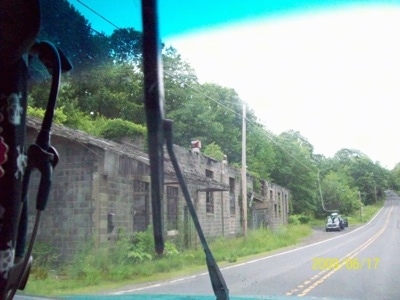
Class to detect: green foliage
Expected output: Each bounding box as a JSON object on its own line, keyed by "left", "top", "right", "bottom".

{"left": 66, "top": 226, "right": 179, "bottom": 284}
{"left": 110, "top": 28, "right": 143, "bottom": 64}
{"left": 98, "top": 118, "right": 146, "bottom": 139}
{"left": 39, "top": 0, "right": 108, "bottom": 72}
{"left": 69, "top": 63, "right": 145, "bottom": 124}
{"left": 252, "top": 177, "right": 261, "bottom": 193}
{"left": 66, "top": 226, "right": 157, "bottom": 284}
{"left": 27, "top": 105, "right": 67, "bottom": 124}
{"left": 128, "top": 228, "right": 155, "bottom": 261}
{"left": 166, "top": 93, "right": 224, "bottom": 150}
{"left": 163, "top": 46, "right": 198, "bottom": 93}
{"left": 62, "top": 109, "right": 100, "bottom": 134}
{"left": 126, "top": 250, "right": 152, "bottom": 262}
{"left": 30, "top": 242, "right": 60, "bottom": 280}
{"left": 288, "top": 215, "right": 300, "bottom": 225}
{"left": 163, "top": 241, "right": 180, "bottom": 256}
{"left": 328, "top": 149, "right": 391, "bottom": 206}
{"left": 391, "top": 164, "right": 400, "bottom": 190}
{"left": 203, "top": 142, "right": 225, "bottom": 161}
{"left": 348, "top": 200, "right": 384, "bottom": 224}
{"left": 27, "top": 104, "right": 107, "bottom": 137}
{"left": 271, "top": 131, "right": 319, "bottom": 214}
{"left": 246, "top": 124, "right": 276, "bottom": 180}
{"left": 319, "top": 171, "right": 361, "bottom": 216}
{"left": 288, "top": 214, "right": 311, "bottom": 225}
{"left": 297, "top": 215, "right": 311, "bottom": 224}
{"left": 27, "top": 105, "right": 44, "bottom": 119}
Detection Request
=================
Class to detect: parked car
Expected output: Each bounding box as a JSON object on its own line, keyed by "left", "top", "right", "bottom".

{"left": 325, "top": 212, "right": 348, "bottom": 232}
{"left": 326, "top": 215, "right": 341, "bottom": 232}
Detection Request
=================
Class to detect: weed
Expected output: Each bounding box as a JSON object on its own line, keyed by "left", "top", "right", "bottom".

{"left": 30, "top": 241, "right": 60, "bottom": 280}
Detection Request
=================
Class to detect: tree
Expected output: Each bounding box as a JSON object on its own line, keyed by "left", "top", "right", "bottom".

{"left": 390, "top": 163, "right": 400, "bottom": 190}
{"left": 246, "top": 123, "right": 276, "bottom": 180}
{"left": 38, "top": 0, "right": 110, "bottom": 71}
{"left": 69, "top": 63, "right": 145, "bottom": 123}
{"left": 331, "top": 149, "right": 390, "bottom": 205}
{"left": 109, "top": 28, "right": 143, "bottom": 64}
{"left": 196, "top": 83, "right": 244, "bottom": 163}
{"left": 163, "top": 46, "right": 199, "bottom": 114}
{"left": 203, "top": 142, "right": 225, "bottom": 161}
{"left": 166, "top": 92, "right": 224, "bottom": 148}
{"left": 320, "top": 171, "right": 361, "bottom": 215}
{"left": 271, "top": 131, "right": 319, "bottom": 214}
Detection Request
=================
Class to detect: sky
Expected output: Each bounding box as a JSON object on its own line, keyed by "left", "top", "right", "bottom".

{"left": 68, "top": 1, "right": 400, "bottom": 169}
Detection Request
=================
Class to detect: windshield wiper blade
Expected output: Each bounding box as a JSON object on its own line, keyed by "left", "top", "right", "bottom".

{"left": 164, "top": 120, "right": 229, "bottom": 300}
{"left": 141, "top": 0, "right": 165, "bottom": 255}
{"left": 141, "top": 1, "right": 229, "bottom": 299}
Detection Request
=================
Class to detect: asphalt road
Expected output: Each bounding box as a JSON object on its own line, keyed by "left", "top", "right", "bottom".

{"left": 106, "top": 190, "right": 400, "bottom": 300}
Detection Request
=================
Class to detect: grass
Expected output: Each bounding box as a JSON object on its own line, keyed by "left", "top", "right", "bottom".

{"left": 308, "top": 218, "right": 325, "bottom": 227}
{"left": 23, "top": 224, "right": 311, "bottom": 297}
{"left": 346, "top": 200, "right": 384, "bottom": 225}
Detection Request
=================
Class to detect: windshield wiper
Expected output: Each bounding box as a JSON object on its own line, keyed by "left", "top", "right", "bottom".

{"left": 164, "top": 120, "right": 229, "bottom": 299}
{"left": 141, "top": 1, "right": 229, "bottom": 299}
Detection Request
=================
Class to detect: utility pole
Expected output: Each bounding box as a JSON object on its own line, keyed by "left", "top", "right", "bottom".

{"left": 241, "top": 103, "right": 247, "bottom": 236}
{"left": 358, "top": 191, "right": 363, "bottom": 221}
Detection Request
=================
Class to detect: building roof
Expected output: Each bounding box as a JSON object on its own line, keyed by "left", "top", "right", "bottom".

{"left": 26, "top": 117, "right": 229, "bottom": 190}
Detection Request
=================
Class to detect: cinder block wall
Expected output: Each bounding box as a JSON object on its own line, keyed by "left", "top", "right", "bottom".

{"left": 26, "top": 129, "right": 98, "bottom": 261}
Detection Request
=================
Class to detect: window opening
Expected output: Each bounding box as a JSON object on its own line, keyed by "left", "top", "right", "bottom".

{"left": 205, "top": 169, "right": 214, "bottom": 213}
{"left": 166, "top": 186, "right": 179, "bottom": 230}
{"left": 229, "top": 177, "right": 235, "bottom": 215}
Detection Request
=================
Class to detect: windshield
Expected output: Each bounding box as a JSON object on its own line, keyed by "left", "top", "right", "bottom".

{"left": 2, "top": 1, "right": 400, "bottom": 300}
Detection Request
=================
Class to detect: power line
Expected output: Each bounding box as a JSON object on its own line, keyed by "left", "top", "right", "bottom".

{"left": 77, "top": 0, "right": 121, "bottom": 30}
{"left": 54, "top": 3, "right": 104, "bottom": 36}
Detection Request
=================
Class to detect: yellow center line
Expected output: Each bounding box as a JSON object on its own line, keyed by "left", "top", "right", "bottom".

{"left": 286, "top": 204, "right": 393, "bottom": 297}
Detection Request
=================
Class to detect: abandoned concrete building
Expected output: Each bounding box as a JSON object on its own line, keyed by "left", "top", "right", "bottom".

{"left": 26, "top": 117, "right": 289, "bottom": 261}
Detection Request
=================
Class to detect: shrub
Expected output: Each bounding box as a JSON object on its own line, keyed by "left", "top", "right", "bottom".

{"left": 98, "top": 118, "right": 146, "bottom": 139}
{"left": 298, "top": 215, "right": 311, "bottom": 224}
{"left": 27, "top": 105, "right": 68, "bottom": 124}
{"left": 164, "top": 241, "right": 179, "bottom": 256}
{"left": 288, "top": 215, "right": 300, "bottom": 225}
{"left": 288, "top": 214, "right": 311, "bottom": 224}
{"left": 203, "top": 142, "right": 225, "bottom": 161}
